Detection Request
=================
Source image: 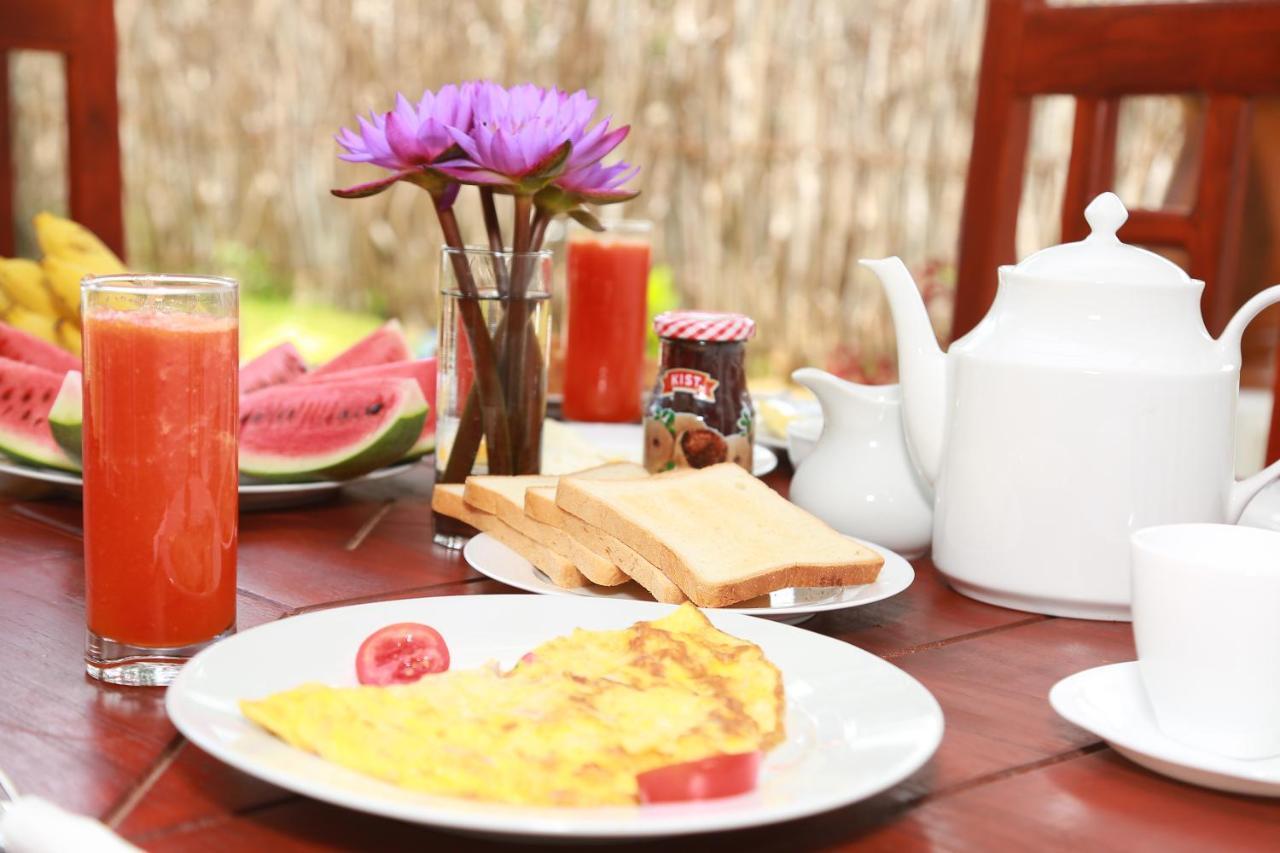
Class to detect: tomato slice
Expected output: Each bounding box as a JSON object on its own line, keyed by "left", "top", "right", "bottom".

{"left": 636, "top": 752, "right": 762, "bottom": 804}
{"left": 355, "top": 622, "right": 450, "bottom": 685}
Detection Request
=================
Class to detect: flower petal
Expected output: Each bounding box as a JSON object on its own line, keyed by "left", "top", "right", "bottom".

{"left": 416, "top": 117, "right": 454, "bottom": 162}
{"left": 446, "top": 125, "right": 484, "bottom": 163}
{"left": 571, "top": 122, "right": 629, "bottom": 169}
{"left": 522, "top": 139, "right": 573, "bottom": 186}
{"left": 386, "top": 110, "right": 426, "bottom": 165}
{"left": 433, "top": 162, "right": 515, "bottom": 186}
{"left": 490, "top": 127, "right": 527, "bottom": 175}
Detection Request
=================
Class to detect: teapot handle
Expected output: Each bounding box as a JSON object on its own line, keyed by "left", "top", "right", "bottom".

{"left": 1229, "top": 459, "right": 1280, "bottom": 523}
{"left": 1218, "top": 284, "right": 1280, "bottom": 521}
{"left": 1218, "top": 284, "right": 1280, "bottom": 364}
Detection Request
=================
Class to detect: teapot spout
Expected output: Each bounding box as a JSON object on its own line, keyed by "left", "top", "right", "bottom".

{"left": 859, "top": 257, "right": 948, "bottom": 483}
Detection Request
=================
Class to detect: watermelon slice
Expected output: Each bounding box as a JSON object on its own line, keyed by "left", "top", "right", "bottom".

{"left": 48, "top": 369, "right": 82, "bottom": 466}
{"left": 240, "top": 341, "right": 307, "bottom": 394}
{"left": 293, "top": 357, "right": 437, "bottom": 457}
{"left": 0, "top": 357, "right": 78, "bottom": 472}
{"left": 239, "top": 377, "right": 426, "bottom": 482}
{"left": 0, "top": 323, "right": 79, "bottom": 374}
{"left": 311, "top": 320, "right": 411, "bottom": 376}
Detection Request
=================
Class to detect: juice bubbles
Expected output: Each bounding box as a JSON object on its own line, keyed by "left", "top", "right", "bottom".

{"left": 563, "top": 222, "right": 652, "bottom": 423}
{"left": 83, "top": 294, "right": 238, "bottom": 662}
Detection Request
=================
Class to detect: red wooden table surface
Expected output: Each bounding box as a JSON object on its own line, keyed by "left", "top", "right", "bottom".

{"left": 1, "top": 461, "right": 1277, "bottom": 851}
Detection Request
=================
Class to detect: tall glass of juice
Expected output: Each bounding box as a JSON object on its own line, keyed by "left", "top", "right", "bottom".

{"left": 82, "top": 274, "right": 238, "bottom": 686}
{"left": 563, "top": 220, "right": 652, "bottom": 422}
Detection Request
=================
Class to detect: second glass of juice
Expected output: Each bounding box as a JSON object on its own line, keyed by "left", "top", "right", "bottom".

{"left": 82, "top": 274, "right": 239, "bottom": 686}
{"left": 563, "top": 220, "right": 652, "bottom": 422}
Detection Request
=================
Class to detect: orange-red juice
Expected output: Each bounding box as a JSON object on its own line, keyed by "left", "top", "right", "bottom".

{"left": 83, "top": 310, "right": 238, "bottom": 647}
{"left": 563, "top": 236, "right": 651, "bottom": 422}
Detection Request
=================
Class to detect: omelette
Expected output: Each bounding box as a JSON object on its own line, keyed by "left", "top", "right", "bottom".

{"left": 240, "top": 604, "right": 785, "bottom": 806}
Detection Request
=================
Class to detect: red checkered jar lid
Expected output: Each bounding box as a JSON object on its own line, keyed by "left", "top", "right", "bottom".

{"left": 652, "top": 310, "right": 756, "bottom": 342}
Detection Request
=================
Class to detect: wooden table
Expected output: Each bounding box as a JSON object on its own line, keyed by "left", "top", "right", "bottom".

{"left": 1, "top": 462, "right": 1277, "bottom": 851}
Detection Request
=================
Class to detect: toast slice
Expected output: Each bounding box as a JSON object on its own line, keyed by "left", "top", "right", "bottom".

{"left": 432, "top": 484, "right": 586, "bottom": 588}
{"left": 431, "top": 482, "right": 489, "bottom": 530}
{"left": 551, "top": 500, "right": 688, "bottom": 605}
{"left": 527, "top": 486, "right": 687, "bottom": 602}
{"left": 464, "top": 475, "right": 618, "bottom": 585}
{"left": 555, "top": 463, "right": 884, "bottom": 607}
{"left": 465, "top": 463, "right": 649, "bottom": 587}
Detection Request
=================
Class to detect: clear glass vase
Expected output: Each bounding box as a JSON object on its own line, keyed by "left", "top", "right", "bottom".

{"left": 434, "top": 246, "right": 552, "bottom": 545}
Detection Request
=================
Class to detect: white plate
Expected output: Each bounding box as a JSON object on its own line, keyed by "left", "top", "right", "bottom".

{"left": 0, "top": 456, "right": 420, "bottom": 511}
{"left": 464, "top": 533, "right": 913, "bottom": 624}
{"left": 562, "top": 422, "right": 778, "bottom": 477}
{"left": 167, "top": 595, "right": 943, "bottom": 839}
{"left": 753, "top": 394, "right": 821, "bottom": 451}
{"left": 1050, "top": 662, "right": 1280, "bottom": 797}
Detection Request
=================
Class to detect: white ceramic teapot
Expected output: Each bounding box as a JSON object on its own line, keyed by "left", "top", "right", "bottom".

{"left": 861, "top": 192, "right": 1280, "bottom": 620}
{"left": 788, "top": 369, "right": 933, "bottom": 556}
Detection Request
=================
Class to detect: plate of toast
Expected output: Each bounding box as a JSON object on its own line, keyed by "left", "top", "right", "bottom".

{"left": 434, "top": 461, "right": 914, "bottom": 622}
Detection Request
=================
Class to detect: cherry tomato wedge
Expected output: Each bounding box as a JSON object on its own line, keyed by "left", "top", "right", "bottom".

{"left": 355, "top": 622, "right": 450, "bottom": 685}
{"left": 636, "top": 751, "right": 762, "bottom": 804}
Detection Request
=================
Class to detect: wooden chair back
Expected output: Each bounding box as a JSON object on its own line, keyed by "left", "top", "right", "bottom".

{"left": 955, "top": 0, "right": 1280, "bottom": 461}
{"left": 0, "top": 0, "right": 124, "bottom": 258}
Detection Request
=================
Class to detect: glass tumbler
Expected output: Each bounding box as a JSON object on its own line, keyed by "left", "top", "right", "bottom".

{"left": 82, "top": 274, "right": 239, "bottom": 686}
{"left": 563, "top": 220, "right": 652, "bottom": 423}
{"left": 433, "top": 247, "right": 552, "bottom": 548}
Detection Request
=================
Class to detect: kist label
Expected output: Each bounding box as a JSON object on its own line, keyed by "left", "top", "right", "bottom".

{"left": 660, "top": 368, "right": 719, "bottom": 404}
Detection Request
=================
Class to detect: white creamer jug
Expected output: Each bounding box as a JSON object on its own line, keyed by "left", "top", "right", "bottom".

{"left": 789, "top": 369, "right": 933, "bottom": 557}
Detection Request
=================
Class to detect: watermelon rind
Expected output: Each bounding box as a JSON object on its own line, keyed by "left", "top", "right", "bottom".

{"left": 295, "top": 357, "right": 437, "bottom": 461}
{"left": 0, "top": 358, "right": 79, "bottom": 473}
{"left": 0, "top": 427, "right": 79, "bottom": 473}
{"left": 403, "top": 429, "right": 436, "bottom": 460}
{"left": 239, "top": 377, "right": 427, "bottom": 482}
{"left": 47, "top": 369, "right": 82, "bottom": 466}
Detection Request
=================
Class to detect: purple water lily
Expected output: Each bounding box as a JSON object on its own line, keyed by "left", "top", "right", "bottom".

{"left": 332, "top": 83, "right": 478, "bottom": 204}
{"left": 436, "top": 83, "right": 636, "bottom": 199}
{"left": 330, "top": 80, "right": 643, "bottom": 482}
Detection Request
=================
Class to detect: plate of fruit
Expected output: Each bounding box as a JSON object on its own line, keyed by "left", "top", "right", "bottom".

{"left": 0, "top": 319, "right": 434, "bottom": 511}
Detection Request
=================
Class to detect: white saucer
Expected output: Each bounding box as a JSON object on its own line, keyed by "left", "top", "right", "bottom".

{"left": 464, "top": 533, "right": 913, "bottom": 625}
{"left": 1049, "top": 662, "right": 1280, "bottom": 797}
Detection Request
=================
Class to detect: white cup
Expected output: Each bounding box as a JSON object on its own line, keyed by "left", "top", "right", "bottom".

{"left": 1130, "top": 523, "right": 1280, "bottom": 760}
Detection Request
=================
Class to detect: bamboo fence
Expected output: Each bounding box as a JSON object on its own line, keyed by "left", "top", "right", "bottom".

{"left": 10, "top": 0, "right": 1185, "bottom": 378}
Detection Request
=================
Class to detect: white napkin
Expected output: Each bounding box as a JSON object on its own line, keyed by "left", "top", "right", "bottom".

{"left": 0, "top": 796, "right": 140, "bottom": 853}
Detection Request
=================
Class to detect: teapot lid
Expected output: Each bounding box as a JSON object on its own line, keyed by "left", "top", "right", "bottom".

{"left": 1012, "top": 192, "right": 1192, "bottom": 286}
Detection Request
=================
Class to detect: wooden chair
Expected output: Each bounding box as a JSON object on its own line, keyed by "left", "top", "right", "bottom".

{"left": 0, "top": 0, "right": 124, "bottom": 258}
{"left": 955, "top": 0, "right": 1280, "bottom": 461}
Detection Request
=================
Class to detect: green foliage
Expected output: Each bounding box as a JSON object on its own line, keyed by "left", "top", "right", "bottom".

{"left": 646, "top": 264, "right": 679, "bottom": 356}
{"left": 214, "top": 242, "right": 292, "bottom": 300}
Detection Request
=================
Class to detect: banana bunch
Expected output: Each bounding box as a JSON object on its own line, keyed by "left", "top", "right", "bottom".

{"left": 0, "top": 257, "right": 69, "bottom": 352}
{"left": 0, "top": 212, "right": 125, "bottom": 357}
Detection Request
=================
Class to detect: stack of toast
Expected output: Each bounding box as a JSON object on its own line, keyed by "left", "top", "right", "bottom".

{"left": 432, "top": 461, "right": 884, "bottom": 608}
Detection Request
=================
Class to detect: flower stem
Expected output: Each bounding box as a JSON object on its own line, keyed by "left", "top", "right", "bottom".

{"left": 500, "top": 197, "right": 545, "bottom": 472}
{"left": 480, "top": 187, "right": 510, "bottom": 296}
{"left": 435, "top": 205, "right": 513, "bottom": 480}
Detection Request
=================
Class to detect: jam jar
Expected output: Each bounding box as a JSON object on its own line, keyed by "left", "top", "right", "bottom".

{"left": 644, "top": 310, "right": 755, "bottom": 472}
